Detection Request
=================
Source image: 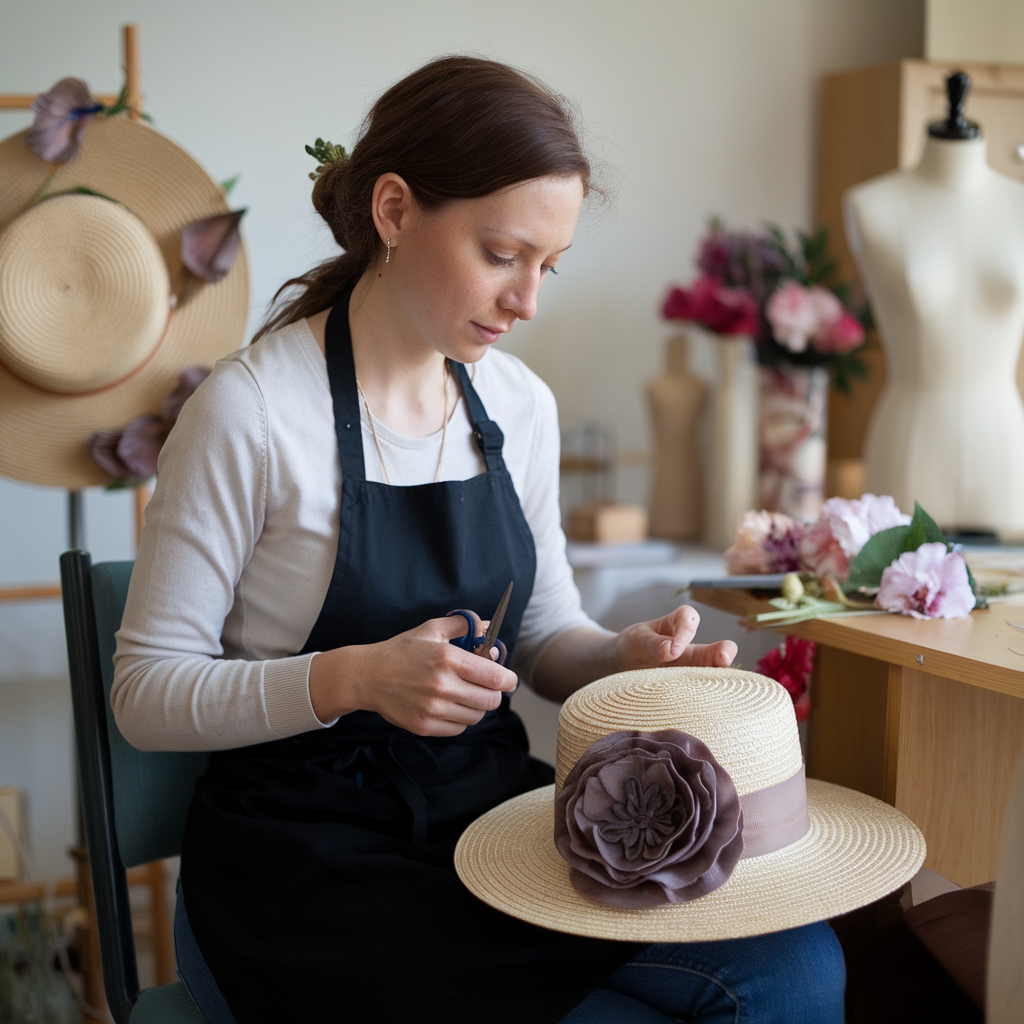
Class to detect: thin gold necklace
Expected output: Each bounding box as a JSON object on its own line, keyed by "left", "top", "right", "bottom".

{"left": 356, "top": 360, "right": 450, "bottom": 485}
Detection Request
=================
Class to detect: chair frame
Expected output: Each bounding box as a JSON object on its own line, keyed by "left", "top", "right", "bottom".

{"left": 61, "top": 549, "right": 140, "bottom": 1024}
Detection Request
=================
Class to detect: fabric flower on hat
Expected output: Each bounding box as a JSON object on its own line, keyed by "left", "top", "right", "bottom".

{"left": 86, "top": 366, "right": 210, "bottom": 482}
{"left": 877, "top": 543, "right": 975, "bottom": 620}
{"left": 27, "top": 78, "right": 104, "bottom": 163}
{"left": 757, "top": 636, "right": 816, "bottom": 723}
{"left": 800, "top": 494, "right": 911, "bottom": 582}
{"left": 555, "top": 730, "right": 742, "bottom": 909}
{"left": 724, "top": 510, "right": 804, "bottom": 574}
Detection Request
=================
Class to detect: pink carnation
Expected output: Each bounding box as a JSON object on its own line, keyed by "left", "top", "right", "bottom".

{"left": 877, "top": 543, "right": 975, "bottom": 620}
{"left": 724, "top": 510, "right": 804, "bottom": 574}
{"left": 757, "top": 636, "right": 816, "bottom": 723}
{"left": 814, "top": 311, "right": 864, "bottom": 354}
{"left": 663, "top": 275, "right": 759, "bottom": 336}
{"left": 800, "top": 494, "right": 911, "bottom": 582}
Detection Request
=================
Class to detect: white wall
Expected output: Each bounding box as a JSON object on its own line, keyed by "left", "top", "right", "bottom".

{"left": 927, "top": 0, "right": 1024, "bottom": 64}
{"left": 0, "top": 0, "right": 923, "bottom": 880}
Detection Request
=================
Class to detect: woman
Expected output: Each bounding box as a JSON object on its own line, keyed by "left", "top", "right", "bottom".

{"left": 113, "top": 56, "right": 844, "bottom": 1024}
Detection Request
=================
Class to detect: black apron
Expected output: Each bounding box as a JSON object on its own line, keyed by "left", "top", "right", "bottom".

{"left": 180, "top": 293, "right": 639, "bottom": 1024}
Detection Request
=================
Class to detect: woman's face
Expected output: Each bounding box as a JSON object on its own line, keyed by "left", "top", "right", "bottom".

{"left": 389, "top": 174, "right": 585, "bottom": 363}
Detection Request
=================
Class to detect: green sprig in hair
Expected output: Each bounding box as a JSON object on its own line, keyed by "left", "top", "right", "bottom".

{"left": 305, "top": 138, "right": 348, "bottom": 182}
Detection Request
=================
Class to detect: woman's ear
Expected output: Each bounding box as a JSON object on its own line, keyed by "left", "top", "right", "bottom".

{"left": 371, "top": 173, "right": 415, "bottom": 250}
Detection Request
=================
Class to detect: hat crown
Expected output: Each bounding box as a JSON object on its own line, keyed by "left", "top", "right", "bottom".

{"left": 0, "top": 192, "right": 169, "bottom": 394}
{"left": 555, "top": 667, "right": 802, "bottom": 794}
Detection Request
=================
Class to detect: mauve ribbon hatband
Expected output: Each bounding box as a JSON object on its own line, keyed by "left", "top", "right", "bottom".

{"left": 736, "top": 764, "right": 810, "bottom": 859}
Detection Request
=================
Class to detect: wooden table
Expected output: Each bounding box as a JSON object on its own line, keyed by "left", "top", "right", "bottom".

{"left": 691, "top": 587, "right": 1024, "bottom": 887}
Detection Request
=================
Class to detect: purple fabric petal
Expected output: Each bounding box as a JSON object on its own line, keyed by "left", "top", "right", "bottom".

{"left": 85, "top": 428, "right": 132, "bottom": 478}
{"left": 180, "top": 210, "right": 246, "bottom": 283}
{"left": 555, "top": 730, "right": 743, "bottom": 909}
{"left": 161, "top": 366, "right": 211, "bottom": 424}
{"left": 115, "top": 415, "right": 167, "bottom": 479}
{"left": 27, "top": 78, "right": 101, "bottom": 162}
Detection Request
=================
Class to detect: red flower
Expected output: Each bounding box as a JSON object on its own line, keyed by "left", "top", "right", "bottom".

{"left": 662, "top": 275, "right": 760, "bottom": 336}
{"left": 756, "top": 636, "right": 816, "bottom": 723}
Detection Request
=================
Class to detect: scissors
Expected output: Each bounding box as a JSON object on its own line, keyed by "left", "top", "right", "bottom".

{"left": 447, "top": 581, "right": 513, "bottom": 666}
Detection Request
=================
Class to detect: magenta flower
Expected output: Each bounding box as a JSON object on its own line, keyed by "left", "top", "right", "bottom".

{"left": 757, "top": 636, "right": 816, "bottom": 723}
{"left": 800, "top": 494, "right": 911, "bottom": 582}
{"left": 27, "top": 78, "right": 103, "bottom": 163}
{"left": 663, "top": 275, "right": 760, "bottom": 336}
{"left": 877, "top": 543, "right": 975, "bottom": 620}
{"left": 814, "top": 311, "right": 865, "bottom": 354}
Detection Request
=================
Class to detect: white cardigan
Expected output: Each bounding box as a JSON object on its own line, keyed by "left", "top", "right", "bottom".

{"left": 112, "top": 320, "right": 599, "bottom": 752}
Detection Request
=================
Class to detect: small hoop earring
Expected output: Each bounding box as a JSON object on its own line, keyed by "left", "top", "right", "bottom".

{"left": 386, "top": 237, "right": 391, "bottom": 264}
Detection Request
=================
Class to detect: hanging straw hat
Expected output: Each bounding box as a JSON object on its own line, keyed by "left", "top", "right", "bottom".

{"left": 456, "top": 667, "right": 925, "bottom": 942}
{"left": 0, "top": 109, "right": 248, "bottom": 489}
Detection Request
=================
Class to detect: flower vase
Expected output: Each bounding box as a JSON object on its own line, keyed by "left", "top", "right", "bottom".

{"left": 758, "top": 364, "right": 828, "bottom": 521}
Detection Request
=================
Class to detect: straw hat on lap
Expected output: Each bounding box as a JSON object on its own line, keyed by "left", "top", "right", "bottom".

{"left": 456, "top": 667, "right": 925, "bottom": 942}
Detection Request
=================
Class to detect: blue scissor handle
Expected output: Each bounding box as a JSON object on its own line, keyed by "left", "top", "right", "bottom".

{"left": 446, "top": 610, "right": 508, "bottom": 666}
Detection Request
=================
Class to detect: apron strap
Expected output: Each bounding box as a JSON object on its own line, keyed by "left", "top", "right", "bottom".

{"left": 324, "top": 296, "right": 367, "bottom": 482}
{"left": 453, "top": 361, "right": 507, "bottom": 473}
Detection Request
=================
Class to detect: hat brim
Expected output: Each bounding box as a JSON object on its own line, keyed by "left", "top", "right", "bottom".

{"left": 455, "top": 779, "right": 925, "bottom": 942}
{"left": 0, "top": 117, "right": 248, "bottom": 489}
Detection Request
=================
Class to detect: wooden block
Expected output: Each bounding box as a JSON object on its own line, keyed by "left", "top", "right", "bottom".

{"left": 892, "top": 668, "right": 1024, "bottom": 887}
{"left": 0, "top": 788, "right": 24, "bottom": 881}
{"left": 567, "top": 503, "right": 649, "bottom": 545}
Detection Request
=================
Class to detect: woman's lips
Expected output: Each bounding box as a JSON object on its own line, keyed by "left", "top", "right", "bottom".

{"left": 472, "top": 322, "right": 507, "bottom": 344}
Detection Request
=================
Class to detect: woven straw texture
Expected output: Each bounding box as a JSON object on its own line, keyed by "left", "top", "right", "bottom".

{"left": 0, "top": 193, "right": 169, "bottom": 392}
{"left": 555, "top": 667, "right": 803, "bottom": 791}
{"left": 456, "top": 667, "right": 926, "bottom": 942}
{"left": 0, "top": 116, "right": 248, "bottom": 488}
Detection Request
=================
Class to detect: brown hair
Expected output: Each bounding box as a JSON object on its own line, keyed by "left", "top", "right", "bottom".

{"left": 254, "top": 55, "right": 591, "bottom": 340}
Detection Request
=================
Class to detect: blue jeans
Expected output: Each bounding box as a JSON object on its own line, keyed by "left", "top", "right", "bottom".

{"left": 561, "top": 923, "right": 846, "bottom": 1024}
{"left": 175, "top": 881, "right": 844, "bottom": 1023}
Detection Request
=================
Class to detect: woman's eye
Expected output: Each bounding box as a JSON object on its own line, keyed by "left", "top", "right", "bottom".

{"left": 486, "top": 251, "right": 517, "bottom": 268}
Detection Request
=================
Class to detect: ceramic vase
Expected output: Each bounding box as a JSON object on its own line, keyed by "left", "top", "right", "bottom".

{"left": 758, "top": 364, "right": 828, "bottom": 521}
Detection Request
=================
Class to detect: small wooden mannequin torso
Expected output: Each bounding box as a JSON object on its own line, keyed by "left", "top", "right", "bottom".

{"left": 845, "top": 136, "right": 1024, "bottom": 537}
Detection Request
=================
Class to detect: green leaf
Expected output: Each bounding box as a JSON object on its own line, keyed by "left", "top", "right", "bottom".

{"left": 845, "top": 524, "right": 911, "bottom": 591}
{"left": 220, "top": 174, "right": 241, "bottom": 195}
{"left": 903, "top": 501, "right": 945, "bottom": 551}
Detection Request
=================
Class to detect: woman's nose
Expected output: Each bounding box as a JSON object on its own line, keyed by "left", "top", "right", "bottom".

{"left": 501, "top": 275, "right": 540, "bottom": 322}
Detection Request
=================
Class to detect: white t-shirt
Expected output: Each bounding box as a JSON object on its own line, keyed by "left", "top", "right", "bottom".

{"left": 112, "top": 319, "right": 599, "bottom": 752}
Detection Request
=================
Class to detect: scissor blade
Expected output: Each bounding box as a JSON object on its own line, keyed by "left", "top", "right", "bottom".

{"left": 479, "top": 581, "right": 513, "bottom": 657}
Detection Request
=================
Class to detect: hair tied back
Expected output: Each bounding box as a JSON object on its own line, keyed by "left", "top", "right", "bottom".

{"left": 305, "top": 138, "right": 348, "bottom": 182}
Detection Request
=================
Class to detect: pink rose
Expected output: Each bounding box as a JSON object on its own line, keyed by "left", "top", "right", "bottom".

{"left": 877, "top": 543, "right": 975, "bottom": 620}
{"left": 766, "top": 281, "right": 818, "bottom": 352}
{"left": 814, "top": 311, "right": 865, "bottom": 354}
{"left": 800, "top": 494, "right": 910, "bottom": 582}
{"left": 724, "top": 510, "right": 804, "bottom": 574}
{"left": 663, "top": 275, "right": 759, "bottom": 336}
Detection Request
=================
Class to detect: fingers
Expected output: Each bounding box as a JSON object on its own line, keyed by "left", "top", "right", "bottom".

{"left": 668, "top": 639, "right": 738, "bottom": 668}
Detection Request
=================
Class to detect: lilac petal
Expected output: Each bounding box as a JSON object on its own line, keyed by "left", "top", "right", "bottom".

{"left": 27, "top": 78, "right": 101, "bottom": 162}
{"left": 116, "top": 415, "right": 167, "bottom": 479}
{"left": 180, "top": 210, "right": 246, "bottom": 283}
{"left": 85, "top": 428, "right": 132, "bottom": 478}
{"left": 161, "top": 365, "right": 211, "bottom": 423}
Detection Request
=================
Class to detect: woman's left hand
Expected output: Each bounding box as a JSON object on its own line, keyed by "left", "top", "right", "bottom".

{"left": 611, "top": 604, "right": 737, "bottom": 672}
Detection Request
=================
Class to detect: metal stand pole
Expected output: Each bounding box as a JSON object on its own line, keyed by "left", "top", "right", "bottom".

{"left": 68, "top": 489, "right": 84, "bottom": 550}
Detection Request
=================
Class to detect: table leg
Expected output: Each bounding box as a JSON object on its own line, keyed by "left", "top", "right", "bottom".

{"left": 889, "top": 667, "right": 1024, "bottom": 887}
{"left": 806, "top": 644, "right": 889, "bottom": 799}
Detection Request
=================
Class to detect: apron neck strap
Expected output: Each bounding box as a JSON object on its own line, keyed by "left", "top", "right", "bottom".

{"left": 324, "top": 292, "right": 509, "bottom": 480}
{"left": 452, "top": 361, "right": 506, "bottom": 473}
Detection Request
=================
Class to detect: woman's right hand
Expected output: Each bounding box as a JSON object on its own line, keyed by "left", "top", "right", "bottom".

{"left": 308, "top": 614, "right": 518, "bottom": 736}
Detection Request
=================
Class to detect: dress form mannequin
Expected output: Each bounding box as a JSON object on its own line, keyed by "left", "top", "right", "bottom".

{"left": 845, "top": 73, "right": 1024, "bottom": 538}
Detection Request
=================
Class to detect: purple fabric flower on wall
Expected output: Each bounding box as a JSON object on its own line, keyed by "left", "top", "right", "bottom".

{"left": 555, "top": 730, "right": 743, "bottom": 909}
{"left": 181, "top": 210, "right": 246, "bottom": 284}
{"left": 86, "top": 366, "right": 211, "bottom": 483}
{"left": 27, "top": 77, "right": 103, "bottom": 163}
